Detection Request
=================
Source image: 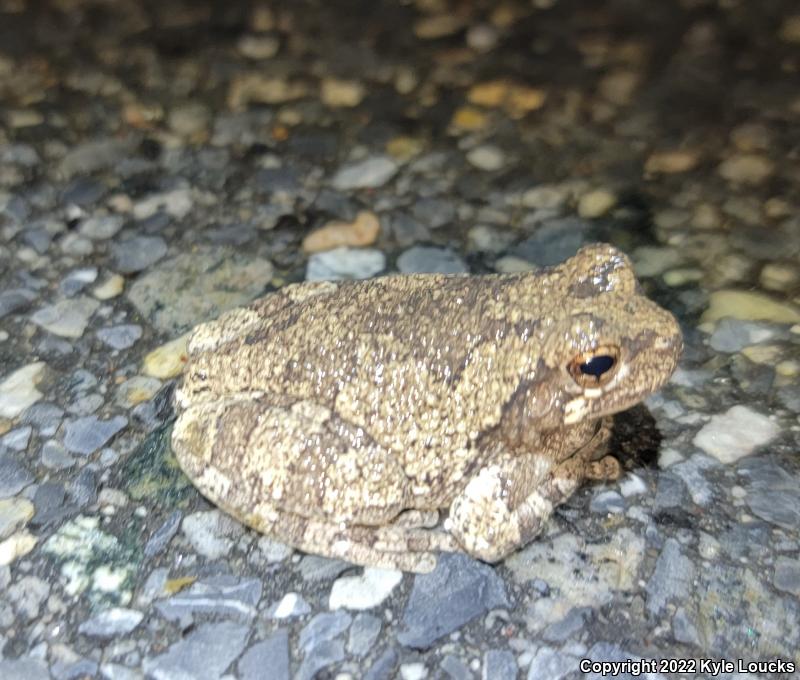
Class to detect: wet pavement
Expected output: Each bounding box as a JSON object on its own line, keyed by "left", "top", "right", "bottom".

{"left": 0, "top": 0, "right": 799, "bottom": 678}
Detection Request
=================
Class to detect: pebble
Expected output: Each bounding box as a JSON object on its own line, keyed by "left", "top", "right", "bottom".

{"left": 397, "top": 246, "right": 468, "bottom": 274}
{"left": 671, "top": 455, "right": 717, "bottom": 506}
{"left": 133, "top": 187, "right": 194, "bottom": 221}
{"left": 0, "top": 361, "right": 45, "bottom": 418}
{"left": 513, "top": 218, "right": 588, "bottom": 267}
{"left": 468, "top": 225, "right": 515, "bottom": 253}
{"left": 708, "top": 318, "right": 777, "bottom": 353}
{"left": 663, "top": 267, "right": 703, "bottom": 286}
{"left": 0, "top": 531, "right": 37, "bottom": 566}
{"left": 450, "top": 106, "right": 489, "bottom": 132}
{"left": 267, "top": 592, "right": 312, "bottom": 619}
{"left": 297, "top": 640, "right": 345, "bottom": 680}
{"left": 645, "top": 538, "right": 694, "bottom": 615}
{"left": 773, "top": 557, "right": 800, "bottom": 596}
{"left": 93, "top": 274, "right": 124, "bottom": 300}
{"left": 1, "top": 458, "right": 37, "bottom": 507}
{"left": 0, "top": 497, "right": 34, "bottom": 539}
{"left": 299, "top": 610, "right": 352, "bottom": 653}
{"left": 332, "top": 156, "right": 398, "bottom": 190}
{"left": 618, "top": 473, "right": 648, "bottom": 498}
{"left": 142, "top": 334, "right": 189, "bottom": 379}
{"left": 228, "top": 74, "right": 308, "bottom": 109}
{"left": 739, "top": 459, "right": 800, "bottom": 530}
{"left": 0, "top": 657, "right": 50, "bottom": 680}
{"left": 589, "top": 490, "right": 625, "bottom": 514}
{"left": 79, "top": 215, "right": 124, "bottom": 240}
{"left": 414, "top": 13, "right": 465, "bottom": 38}
{"left": 239, "top": 631, "right": 290, "bottom": 680}
{"left": 182, "top": 510, "right": 240, "bottom": 560}
{"left": 521, "top": 184, "right": 568, "bottom": 210}
{"left": 321, "top": 78, "right": 365, "bottom": 108}
{"left": 0, "top": 288, "right": 36, "bottom": 319}
{"left": 364, "top": 647, "right": 398, "bottom": 680}
{"left": 96, "top": 324, "right": 142, "bottom": 350}
{"left": 631, "top": 246, "right": 685, "bottom": 277}
{"left": 62, "top": 177, "right": 106, "bottom": 205}
{"left": 780, "top": 15, "right": 800, "bottom": 43}
{"left": 467, "top": 80, "right": 547, "bottom": 118}
{"left": 255, "top": 535, "right": 293, "bottom": 563}
{"left": 577, "top": 189, "right": 616, "bottom": 218}
{"left": 400, "top": 662, "right": 428, "bottom": 680}
{"left": 441, "top": 655, "right": 470, "bottom": 680}
{"left": 644, "top": 149, "right": 700, "bottom": 174}
{"left": 128, "top": 249, "right": 273, "bottom": 333}
{"left": 31, "top": 296, "right": 100, "bottom": 338}
{"left": 116, "top": 376, "right": 162, "bottom": 407}
{"left": 717, "top": 153, "right": 774, "bottom": 184}
{"left": 527, "top": 646, "right": 574, "bottom": 679}
{"left": 143, "top": 510, "right": 182, "bottom": 559}
{"left": 466, "top": 145, "right": 506, "bottom": 171}
{"left": 306, "top": 247, "right": 386, "bottom": 281}
{"left": 59, "top": 138, "right": 132, "bottom": 178}
{"left": 237, "top": 34, "right": 281, "bottom": 60}
{"left": 112, "top": 236, "right": 168, "bottom": 274}
{"left": 41, "top": 440, "right": 74, "bottom": 470}
{"left": 156, "top": 575, "right": 262, "bottom": 624}
{"left": 60, "top": 232, "right": 94, "bottom": 257}
{"left": 412, "top": 197, "right": 456, "bottom": 229}
{"left": 64, "top": 415, "right": 127, "bottom": 455}
{"left": 297, "top": 555, "right": 351, "bottom": 581}
{"left": 168, "top": 102, "right": 210, "bottom": 138}
{"left": 494, "top": 256, "right": 536, "bottom": 273}
{"left": 397, "top": 554, "right": 509, "bottom": 648}
{"left": 347, "top": 613, "right": 382, "bottom": 657}
{"left": 329, "top": 568, "right": 403, "bottom": 611}
{"left": 1, "top": 426, "right": 31, "bottom": 452}
{"left": 387, "top": 135, "right": 425, "bottom": 160}
{"left": 303, "top": 211, "right": 381, "bottom": 253}
{"left": 386, "top": 212, "right": 431, "bottom": 247}
{"left": 693, "top": 405, "right": 779, "bottom": 464}
{"left": 482, "top": 650, "right": 517, "bottom": 680}
{"left": 143, "top": 621, "right": 250, "bottom": 680}
{"left": 760, "top": 262, "right": 799, "bottom": 292}
{"left": 701, "top": 290, "right": 800, "bottom": 324}
{"left": 599, "top": 69, "right": 639, "bottom": 105}
{"left": 466, "top": 23, "right": 499, "bottom": 52}
{"left": 78, "top": 607, "right": 144, "bottom": 638}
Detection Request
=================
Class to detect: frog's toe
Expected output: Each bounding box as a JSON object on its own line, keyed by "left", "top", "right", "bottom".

{"left": 585, "top": 455, "right": 622, "bottom": 481}
{"left": 392, "top": 509, "right": 440, "bottom": 529}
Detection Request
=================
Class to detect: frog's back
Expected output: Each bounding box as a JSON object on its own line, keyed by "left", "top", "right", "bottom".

{"left": 179, "top": 272, "right": 549, "bottom": 465}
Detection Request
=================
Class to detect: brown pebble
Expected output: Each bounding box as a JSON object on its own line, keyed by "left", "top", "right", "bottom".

{"left": 302, "top": 211, "right": 381, "bottom": 253}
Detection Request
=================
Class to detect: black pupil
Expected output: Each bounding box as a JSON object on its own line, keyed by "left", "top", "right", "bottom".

{"left": 579, "top": 355, "right": 615, "bottom": 377}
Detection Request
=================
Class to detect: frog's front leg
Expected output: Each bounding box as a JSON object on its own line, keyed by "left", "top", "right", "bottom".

{"left": 446, "top": 419, "right": 614, "bottom": 563}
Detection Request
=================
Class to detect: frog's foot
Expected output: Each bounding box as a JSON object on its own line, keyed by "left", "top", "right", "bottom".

{"left": 448, "top": 424, "right": 610, "bottom": 563}
{"left": 240, "top": 502, "right": 458, "bottom": 573}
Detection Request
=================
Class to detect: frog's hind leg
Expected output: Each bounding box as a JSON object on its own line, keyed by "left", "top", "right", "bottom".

{"left": 173, "top": 394, "right": 458, "bottom": 573}
{"left": 240, "top": 502, "right": 458, "bottom": 573}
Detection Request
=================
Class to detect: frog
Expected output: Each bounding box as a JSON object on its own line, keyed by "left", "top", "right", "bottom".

{"left": 171, "top": 243, "right": 682, "bottom": 572}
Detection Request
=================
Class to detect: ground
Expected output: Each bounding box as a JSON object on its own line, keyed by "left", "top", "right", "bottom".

{"left": 0, "top": 0, "right": 799, "bottom": 678}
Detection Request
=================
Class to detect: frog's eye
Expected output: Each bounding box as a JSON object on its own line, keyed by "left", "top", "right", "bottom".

{"left": 568, "top": 346, "right": 620, "bottom": 388}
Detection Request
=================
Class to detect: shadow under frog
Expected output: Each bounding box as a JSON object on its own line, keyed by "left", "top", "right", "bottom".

{"left": 170, "top": 244, "right": 682, "bottom": 572}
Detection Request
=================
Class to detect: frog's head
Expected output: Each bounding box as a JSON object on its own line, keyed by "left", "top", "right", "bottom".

{"left": 537, "top": 243, "right": 683, "bottom": 427}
